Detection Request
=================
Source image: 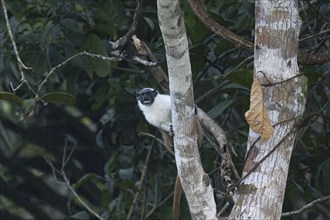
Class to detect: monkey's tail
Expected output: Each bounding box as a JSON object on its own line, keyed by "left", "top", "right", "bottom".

{"left": 172, "top": 176, "right": 182, "bottom": 220}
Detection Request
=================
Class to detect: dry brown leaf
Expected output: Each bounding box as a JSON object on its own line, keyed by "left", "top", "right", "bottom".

{"left": 245, "top": 76, "right": 274, "bottom": 141}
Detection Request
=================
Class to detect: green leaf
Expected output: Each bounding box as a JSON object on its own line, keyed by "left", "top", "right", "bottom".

{"left": 207, "top": 98, "right": 237, "bottom": 118}
{"left": 80, "top": 34, "right": 112, "bottom": 78}
{"left": 316, "top": 158, "right": 330, "bottom": 194}
{"left": 72, "top": 173, "right": 97, "bottom": 189}
{"left": 221, "top": 82, "right": 250, "bottom": 91}
{"left": 41, "top": 92, "right": 75, "bottom": 105}
{"left": 0, "top": 92, "right": 23, "bottom": 105}
{"left": 22, "top": 98, "right": 36, "bottom": 111}
{"left": 225, "top": 69, "right": 253, "bottom": 88}
{"left": 70, "top": 211, "right": 90, "bottom": 220}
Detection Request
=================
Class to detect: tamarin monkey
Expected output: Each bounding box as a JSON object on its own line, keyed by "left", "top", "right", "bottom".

{"left": 136, "top": 88, "right": 171, "bottom": 129}
{"left": 136, "top": 88, "right": 203, "bottom": 220}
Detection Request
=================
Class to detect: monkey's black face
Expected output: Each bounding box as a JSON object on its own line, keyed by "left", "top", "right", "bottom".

{"left": 137, "top": 88, "right": 158, "bottom": 106}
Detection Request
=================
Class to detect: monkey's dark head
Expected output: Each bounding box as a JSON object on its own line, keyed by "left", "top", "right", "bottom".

{"left": 136, "top": 88, "right": 158, "bottom": 106}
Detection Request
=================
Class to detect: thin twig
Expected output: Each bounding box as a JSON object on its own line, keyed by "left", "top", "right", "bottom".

{"left": 36, "top": 51, "right": 117, "bottom": 100}
{"left": 61, "top": 142, "right": 105, "bottom": 220}
{"left": 61, "top": 171, "right": 105, "bottom": 220}
{"left": 305, "top": 0, "right": 330, "bottom": 22}
{"left": 146, "top": 192, "right": 174, "bottom": 218}
{"left": 237, "top": 129, "right": 295, "bottom": 190}
{"left": 300, "top": 29, "right": 330, "bottom": 42}
{"left": 1, "top": 0, "right": 40, "bottom": 96}
{"left": 1, "top": 0, "right": 31, "bottom": 72}
{"left": 126, "top": 145, "right": 154, "bottom": 220}
{"left": 243, "top": 111, "right": 328, "bottom": 168}
{"left": 216, "top": 128, "right": 295, "bottom": 211}
{"left": 145, "top": 178, "right": 159, "bottom": 217}
{"left": 131, "top": 56, "right": 158, "bottom": 66}
{"left": 62, "top": 138, "right": 76, "bottom": 168}
{"left": 258, "top": 72, "right": 305, "bottom": 87}
{"left": 215, "top": 55, "right": 254, "bottom": 80}
{"left": 138, "top": 132, "right": 164, "bottom": 145}
{"left": 281, "top": 195, "right": 330, "bottom": 217}
{"left": 217, "top": 202, "right": 230, "bottom": 217}
{"left": 46, "top": 160, "right": 105, "bottom": 220}
{"left": 45, "top": 140, "right": 105, "bottom": 220}
{"left": 138, "top": 132, "right": 174, "bottom": 156}
{"left": 140, "top": 172, "right": 148, "bottom": 220}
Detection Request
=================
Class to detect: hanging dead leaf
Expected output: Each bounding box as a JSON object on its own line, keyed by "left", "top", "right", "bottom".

{"left": 245, "top": 76, "right": 274, "bottom": 141}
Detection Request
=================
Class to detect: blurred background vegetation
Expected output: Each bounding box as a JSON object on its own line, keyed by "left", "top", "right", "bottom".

{"left": 0, "top": 0, "right": 329, "bottom": 219}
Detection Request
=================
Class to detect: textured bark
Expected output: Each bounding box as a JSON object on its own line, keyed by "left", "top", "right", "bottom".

{"left": 157, "top": 0, "right": 217, "bottom": 219}
{"left": 228, "top": 0, "right": 306, "bottom": 219}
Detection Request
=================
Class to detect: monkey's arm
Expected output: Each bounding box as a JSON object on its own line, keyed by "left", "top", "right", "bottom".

{"left": 159, "top": 122, "right": 173, "bottom": 136}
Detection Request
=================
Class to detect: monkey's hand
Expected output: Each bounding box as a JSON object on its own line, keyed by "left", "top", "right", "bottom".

{"left": 159, "top": 122, "right": 173, "bottom": 136}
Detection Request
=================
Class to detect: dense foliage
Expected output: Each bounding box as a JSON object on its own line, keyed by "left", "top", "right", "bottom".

{"left": 0, "top": 0, "right": 329, "bottom": 219}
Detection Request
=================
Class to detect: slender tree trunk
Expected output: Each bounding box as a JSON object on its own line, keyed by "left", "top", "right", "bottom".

{"left": 229, "top": 0, "right": 306, "bottom": 219}
{"left": 157, "top": 0, "right": 217, "bottom": 219}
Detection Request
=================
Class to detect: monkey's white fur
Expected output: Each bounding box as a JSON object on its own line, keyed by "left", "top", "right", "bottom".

{"left": 138, "top": 93, "right": 171, "bottom": 128}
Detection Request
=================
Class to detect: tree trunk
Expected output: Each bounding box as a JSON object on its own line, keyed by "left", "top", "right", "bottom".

{"left": 229, "top": 0, "right": 306, "bottom": 219}
{"left": 157, "top": 0, "right": 217, "bottom": 219}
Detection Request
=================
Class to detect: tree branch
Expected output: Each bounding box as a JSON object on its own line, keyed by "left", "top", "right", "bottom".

{"left": 157, "top": 0, "right": 217, "bottom": 218}
{"left": 110, "top": 0, "right": 144, "bottom": 50}
{"left": 187, "top": 0, "right": 330, "bottom": 65}
{"left": 126, "top": 7, "right": 238, "bottom": 212}
{"left": 187, "top": 0, "right": 253, "bottom": 51}
{"left": 1, "top": 0, "right": 31, "bottom": 72}
{"left": 130, "top": 35, "right": 169, "bottom": 91}
{"left": 281, "top": 195, "right": 330, "bottom": 217}
{"left": 115, "top": 3, "right": 237, "bottom": 214}
{"left": 36, "top": 51, "right": 117, "bottom": 101}
{"left": 297, "top": 48, "right": 330, "bottom": 65}
{"left": 1, "top": 0, "right": 38, "bottom": 96}
{"left": 195, "top": 107, "right": 240, "bottom": 189}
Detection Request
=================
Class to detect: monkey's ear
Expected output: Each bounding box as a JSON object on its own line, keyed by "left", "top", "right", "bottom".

{"left": 152, "top": 89, "right": 158, "bottom": 97}
{"left": 134, "top": 89, "right": 141, "bottom": 97}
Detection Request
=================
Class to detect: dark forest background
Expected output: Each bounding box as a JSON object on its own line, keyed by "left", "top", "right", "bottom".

{"left": 0, "top": 0, "right": 329, "bottom": 219}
